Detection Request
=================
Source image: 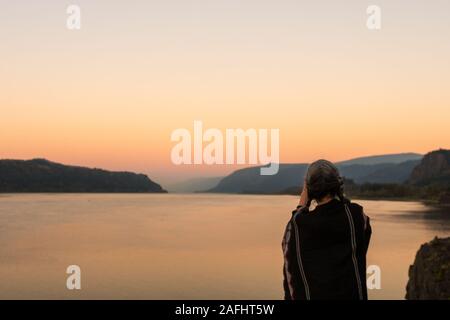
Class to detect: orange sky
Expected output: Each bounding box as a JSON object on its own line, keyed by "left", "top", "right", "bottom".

{"left": 1, "top": 1, "right": 449, "bottom": 185}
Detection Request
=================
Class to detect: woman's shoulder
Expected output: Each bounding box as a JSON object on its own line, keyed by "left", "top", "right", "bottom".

{"left": 290, "top": 206, "right": 317, "bottom": 227}
{"left": 348, "top": 201, "right": 364, "bottom": 212}
{"left": 347, "top": 200, "right": 370, "bottom": 228}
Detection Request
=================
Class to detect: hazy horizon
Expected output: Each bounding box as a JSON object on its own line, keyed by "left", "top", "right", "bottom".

{"left": 0, "top": 150, "right": 429, "bottom": 187}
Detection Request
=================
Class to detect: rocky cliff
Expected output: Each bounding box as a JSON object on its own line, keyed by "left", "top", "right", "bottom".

{"left": 409, "top": 149, "right": 450, "bottom": 186}
{"left": 406, "top": 237, "right": 450, "bottom": 300}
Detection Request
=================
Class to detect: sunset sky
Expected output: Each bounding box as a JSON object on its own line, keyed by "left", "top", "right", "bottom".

{"left": 1, "top": 0, "right": 449, "bottom": 185}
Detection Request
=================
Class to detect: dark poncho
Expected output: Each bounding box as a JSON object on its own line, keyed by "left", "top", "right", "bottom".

{"left": 282, "top": 199, "right": 372, "bottom": 300}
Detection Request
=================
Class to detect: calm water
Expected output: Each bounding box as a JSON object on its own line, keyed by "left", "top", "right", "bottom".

{"left": 0, "top": 194, "right": 449, "bottom": 299}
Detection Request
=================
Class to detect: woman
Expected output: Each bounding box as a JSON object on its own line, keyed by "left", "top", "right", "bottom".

{"left": 282, "top": 159, "right": 372, "bottom": 300}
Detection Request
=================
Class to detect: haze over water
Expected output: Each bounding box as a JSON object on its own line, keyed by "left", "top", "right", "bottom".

{"left": 0, "top": 193, "right": 449, "bottom": 299}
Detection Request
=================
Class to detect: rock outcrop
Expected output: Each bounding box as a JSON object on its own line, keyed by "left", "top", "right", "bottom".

{"left": 409, "top": 149, "right": 450, "bottom": 186}
{"left": 406, "top": 237, "right": 450, "bottom": 300}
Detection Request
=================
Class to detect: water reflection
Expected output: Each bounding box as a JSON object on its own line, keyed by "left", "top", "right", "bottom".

{"left": 0, "top": 194, "right": 448, "bottom": 299}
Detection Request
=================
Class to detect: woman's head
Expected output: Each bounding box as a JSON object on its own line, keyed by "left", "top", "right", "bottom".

{"left": 305, "top": 159, "right": 344, "bottom": 202}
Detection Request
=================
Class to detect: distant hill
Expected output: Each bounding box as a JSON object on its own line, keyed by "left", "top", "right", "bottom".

{"left": 166, "top": 176, "right": 223, "bottom": 193}
{"left": 0, "top": 159, "right": 167, "bottom": 193}
{"left": 409, "top": 149, "right": 450, "bottom": 186}
{"left": 340, "top": 160, "right": 421, "bottom": 184}
{"left": 207, "top": 153, "right": 423, "bottom": 194}
{"left": 337, "top": 153, "right": 422, "bottom": 166}
{"left": 208, "top": 164, "right": 307, "bottom": 194}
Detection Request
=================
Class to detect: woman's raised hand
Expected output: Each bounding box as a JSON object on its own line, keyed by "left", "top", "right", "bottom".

{"left": 299, "top": 182, "right": 309, "bottom": 207}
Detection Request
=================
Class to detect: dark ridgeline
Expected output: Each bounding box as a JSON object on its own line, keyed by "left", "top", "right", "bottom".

{"left": 0, "top": 159, "right": 167, "bottom": 193}
{"left": 205, "top": 149, "right": 450, "bottom": 203}
{"left": 206, "top": 153, "right": 423, "bottom": 194}
{"left": 342, "top": 147, "right": 449, "bottom": 201}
